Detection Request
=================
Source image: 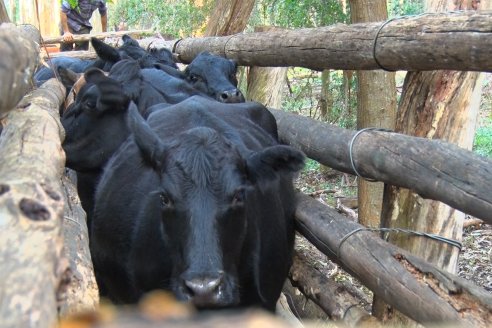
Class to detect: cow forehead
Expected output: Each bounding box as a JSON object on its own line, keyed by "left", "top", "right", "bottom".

{"left": 164, "top": 128, "right": 246, "bottom": 189}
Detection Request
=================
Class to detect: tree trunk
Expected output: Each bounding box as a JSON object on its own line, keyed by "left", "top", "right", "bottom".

{"left": 0, "top": 23, "right": 39, "bottom": 117}
{"left": 0, "top": 0, "right": 10, "bottom": 23}
{"left": 0, "top": 78, "right": 68, "bottom": 328}
{"left": 319, "top": 70, "right": 332, "bottom": 120}
{"left": 204, "top": 0, "right": 255, "bottom": 36}
{"left": 374, "top": 0, "right": 488, "bottom": 325}
{"left": 246, "top": 26, "right": 288, "bottom": 108}
{"left": 269, "top": 108, "right": 492, "bottom": 225}
{"left": 349, "top": 0, "right": 397, "bottom": 228}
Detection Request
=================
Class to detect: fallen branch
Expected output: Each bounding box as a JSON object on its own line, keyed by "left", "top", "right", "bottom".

{"left": 290, "top": 251, "right": 380, "bottom": 327}
{"left": 463, "top": 218, "right": 484, "bottom": 229}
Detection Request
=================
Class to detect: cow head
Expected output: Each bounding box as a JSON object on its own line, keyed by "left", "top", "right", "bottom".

{"left": 184, "top": 52, "right": 245, "bottom": 103}
{"left": 127, "top": 105, "right": 304, "bottom": 309}
{"left": 91, "top": 35, "right": 149, "bottom": 71}
{"left": 62, "top": 68, "right": 130, "bottom": 172}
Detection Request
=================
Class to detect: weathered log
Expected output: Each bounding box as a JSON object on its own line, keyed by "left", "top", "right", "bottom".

{"left": 290, "top": 251, "right": 380, "bottom": 327}
{"left": 44, "top": 50, "right": 98, "bottom": 59}
{"left": 0, "top": 78, "right": 68, "bottom": 327}
{"left": 0, "top": 23, "right": 40, "bottom": 117}
{"left": 135, "top": 11, "right": 491, "bottom": 72}
{"left": 58, "top": 173, "right": 99, "bottom": 317}
{"left": 270, "top": 108, "right": 492, "bottom": 225}
{"left": 41, "top": 29, "right": 154, "bottom": 44}
{"left": 295, "top": 193, "right": 492, "bottom": 326}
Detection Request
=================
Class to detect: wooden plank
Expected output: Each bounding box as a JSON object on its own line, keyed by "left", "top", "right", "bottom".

{"left": 269, "top": 108, "right": 492, "bottom": 224}
{"left": 295, "top": 193, "right": 492, "bottom": 326}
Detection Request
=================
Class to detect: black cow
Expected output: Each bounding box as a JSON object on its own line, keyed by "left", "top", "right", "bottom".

{"left": 90, "top": 98, "right": 304, "bottom": 310}
{"left": 184, "top": 52, "right": 244, "bottom": 103}
{"left": 61, "top": 69, "right": 130, "bottom": 225}
{"left": 91, "top": 35, "right": 178, "bottom": 71}
{"left": 33, "top": 57, "right": 95, "bottom": 88}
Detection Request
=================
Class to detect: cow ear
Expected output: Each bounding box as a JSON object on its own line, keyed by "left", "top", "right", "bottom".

{"left": 122, "top": 34, "right": 139, "bottom": 47}
{"left": 246, "top": 145, "right": 305, "bottom": 184}
{"left": 84, "top": 67, "right": 107, "bottom": 84}
{"left": 127, "top": 103, "right": 167, "bottom": 169}
{"left": 91, "top": 37, "right": 121, "bottom": 63}
{"left": 57, "top": 66, "right": 81, "bottom": 90}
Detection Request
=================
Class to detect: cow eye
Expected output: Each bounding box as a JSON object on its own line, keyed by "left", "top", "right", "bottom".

{"left": 160, "top": 193, "right": 173, "bottom": 208}
{"left": 231, "top": 189, "right": 245, "bottom": 207}
{"left": 189, "top": 74, "right": 200, "bottom": 83}
{"left": 84, "top": 100, "right": 96, "bottom": 110}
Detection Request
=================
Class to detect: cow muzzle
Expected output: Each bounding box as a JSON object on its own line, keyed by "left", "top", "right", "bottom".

{"left": 179, "top": 271, "right": 235, "bottom": 308}
{"left": 218, "top": 89, "right": 245, "bottom": 103}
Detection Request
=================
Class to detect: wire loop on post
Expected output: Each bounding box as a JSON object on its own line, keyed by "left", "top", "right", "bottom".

{"left": 348, "top": 127, "right": 393, "bottom": 182}
{"left": 336, "top": 227, "right": 462, "bottom": 260}
{"left": 372, "top": 16, "right": 399, "bottom": 72}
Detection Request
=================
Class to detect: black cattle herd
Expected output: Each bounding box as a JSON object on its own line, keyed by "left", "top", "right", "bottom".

{"left": 33, "top": 35, "right": 305, "bottom": 312}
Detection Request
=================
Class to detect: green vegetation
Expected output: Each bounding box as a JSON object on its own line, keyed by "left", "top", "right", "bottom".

{"left": 473, "top": 119, "right": 492, "bottom": 158}
{"left": 108, "top": 0, "right": 212, "bottom": 37}
{"left": 61, "top": 0, "right": 114, "bottom": 10}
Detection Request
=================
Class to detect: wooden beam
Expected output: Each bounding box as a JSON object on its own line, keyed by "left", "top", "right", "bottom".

{"left": 41, "top": 29, "right": 154, "bottom": 44}
{"left": 295, "top": 193, "right": 492, "bottom": 326}
{"left": 0, "top": 78, "right": 68, "bottom": 327}
{"left": 269, "top": 108, "right": 492, "bottom": 225}
{"left": 154, "top": 11, "right": 491, "bottom": 72}
{"left": 0, "top": 23, "right": 39, "bottom": 117}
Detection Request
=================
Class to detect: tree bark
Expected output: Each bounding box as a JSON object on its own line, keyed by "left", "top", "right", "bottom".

{"left": 295, "top": 193, "right": 492, "bottom": 327}
{"left": 203, "top": 0, "right": 255, "bottom": 36}
{"left": 269, "top": 108, "right": 492, "bottom": 224}
{"left": 148, "top": 11, "right": 492, "bottom": 70}
{"left": 374, "top": 0, "right": 489, "bottom": 322}
{"left": 349, "top": 0, "right": 397, "bottom": 228}
{"left": 0, "top": 23, "right": 40, "bottom": 117}
{"left": 0, "top": 0, "right": 10, "bottom": 23}
{"left": 0, "top": 78, "right": 68, "bottom": 328}
{"left": 246, "top": 26, "right": 288, "bottom": 108}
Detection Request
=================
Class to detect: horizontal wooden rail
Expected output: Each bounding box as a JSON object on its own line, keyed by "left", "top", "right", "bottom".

{"left": 41, "top": 29, "right": 154, "bottom": 45}
{"left": 42, "top": 11, "right": 492, "bottom": 72}
{"left": 144, "top": 11, "right": 492, "bottom": 72}
{"left": 269, "top": 108, "right": 492, "bottom": 224}
{"left": 295, "top": 193, "right": 492, "bottom": 327}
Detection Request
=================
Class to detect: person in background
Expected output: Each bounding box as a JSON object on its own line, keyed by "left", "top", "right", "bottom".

{"left": 60, "top": 0, "right": 108, "bottom": 51}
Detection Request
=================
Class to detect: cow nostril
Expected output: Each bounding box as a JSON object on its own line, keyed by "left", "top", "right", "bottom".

{"left": 184, "top": 276, "right": 222, "bottom": 297}
{"left": 220, "top": 92, "right": 229, "bottom": 100}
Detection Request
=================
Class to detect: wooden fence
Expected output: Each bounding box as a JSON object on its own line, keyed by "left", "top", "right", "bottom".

{"left": 1, "top": 15, "right": 492, "bottom": 327}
